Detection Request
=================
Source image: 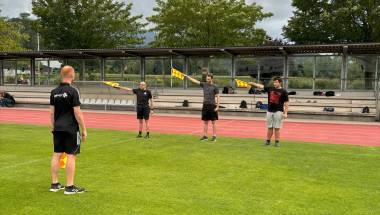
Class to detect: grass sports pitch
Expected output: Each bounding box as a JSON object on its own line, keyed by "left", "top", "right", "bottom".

{"left": 0, "top": 124, "right": 379, "bottom": 215}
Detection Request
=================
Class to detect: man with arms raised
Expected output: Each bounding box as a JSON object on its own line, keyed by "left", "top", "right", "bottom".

{"left": 249, "top": 77, "right": 289, "bottom": 147}
{"left": 49, "top": 65, "right": 87, "bottom": 194}
{"left": 117, "top": 82, "right": 154, "bottom": 138}
{"left": 187, "top": 69, "right": 220, "bottom": 142}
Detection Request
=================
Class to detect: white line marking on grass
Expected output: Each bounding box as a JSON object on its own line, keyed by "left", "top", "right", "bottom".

{"left": 0, "top": 158, "right": 47, "bottom": 170}
{"left": 0, "top": 137, "right": 138, "bottom": 171}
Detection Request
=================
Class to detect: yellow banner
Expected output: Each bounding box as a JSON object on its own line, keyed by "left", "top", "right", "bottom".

{"left": 171, "top": 68, "right": 185, "bottom": 80}
{"left": 235, "top": 79, "right": 249, "bottom": 88}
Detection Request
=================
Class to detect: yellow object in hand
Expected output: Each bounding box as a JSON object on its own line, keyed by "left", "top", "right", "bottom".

{"left": 235, "top": 79, "right": 249, "bottom": 88}
{"left": 171, "top": 68, "right": 185, "bottom": 80}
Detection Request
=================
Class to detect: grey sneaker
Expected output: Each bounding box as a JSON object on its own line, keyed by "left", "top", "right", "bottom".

{"left": 274, "top": 141, "right": 280, "bottom": 147}
{"left": 211, "top": 136, "right": 217, "bottom": 142}
{"left": 264, "top": 141, "right": 270, "bottom": 146}
{"left": 200, "top": 136, "right": 208, "bottom": 141}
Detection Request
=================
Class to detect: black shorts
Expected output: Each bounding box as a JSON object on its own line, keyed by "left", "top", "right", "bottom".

{"left": 53, "top": 131, "right": 81, "bottom": 155}
{"left": 202, "top": 104, "right": 218, "bottom": 121}
{"left": 137, "top": 106, "right": 150, "bottom": 120}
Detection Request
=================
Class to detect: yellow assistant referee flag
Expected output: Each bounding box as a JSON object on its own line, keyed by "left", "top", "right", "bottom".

{"left": 235, "top": 79, "right": 249, "bottom": 88}
{"left": 103, "top": 81, "right": 120, "bottom": 88}
{"left": 171, "top": 68, "right": 185, "bottom": 80}
{"left": 59, "top": 153, "right": 67, "bottom": 169}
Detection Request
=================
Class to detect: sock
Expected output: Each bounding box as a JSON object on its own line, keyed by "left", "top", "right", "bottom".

{"left": 139, "top": 131, "right": 142, "bottom": 135}
{"left": 266, "top": 139, "right": 270, "bottom": 143}
{"left": 146, "top": 132, "right": 150, "bottom": 136}
{"left": 275, "top": 140, "right": 279, "bottom": 143}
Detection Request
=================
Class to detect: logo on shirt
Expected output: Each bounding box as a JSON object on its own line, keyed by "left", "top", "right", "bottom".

{"left": 54, "top": 93, "right": 68, "bottom": 98}
{"left": 269, "top": 91, "right": 281, "bottom": 104}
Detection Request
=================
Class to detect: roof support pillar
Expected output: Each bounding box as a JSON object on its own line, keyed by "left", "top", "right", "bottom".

{"left": 341, "top": 46, "right": 348, "bottom": 91}
{"left": 140, "top": 56, "right": 146, "bottom": 82}
{"left": 0, "top": 60, "right": 4, "bottom": 86}
{"left": 184, "top": 56, "right": 189, "bottom": 89}
{"left": 283, "top": 55, "right": 289, "bottom": 90}
{"left": 231, "top": 55, "right": 236, "bottom": 79}
{"left": 14, "top": 60, "right": 18, "bottom": 85}
{"left": 100, "top": 58, "right": 105, "bottom": 81}
{"left": 30, "top": 58, "right": 36, "bottom": 86}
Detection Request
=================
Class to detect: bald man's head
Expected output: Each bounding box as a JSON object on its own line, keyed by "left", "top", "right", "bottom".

{"left": 139, "top": 82, "right": 147, "bottom": 90}
{"left": 60, "top": 65, "right": 75, "bottom": 82}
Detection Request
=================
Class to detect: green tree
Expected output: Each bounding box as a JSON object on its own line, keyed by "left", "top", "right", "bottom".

{"left": 0, "top": 13, "right": 29, "bottom": 51}
{"left": 9, "top": 13, "right": 40, "bottom": 50}
{"left": 147, "top": 0, "right": 273, "bottom": 47}
{"left": 283, "top": 0, "right": 380, "bottom": 44}
{"left": 32, "top": 0, "right": 146, "bottom": 49}
{"left": 283, "top": 0, "right": 380, "bottom": 90}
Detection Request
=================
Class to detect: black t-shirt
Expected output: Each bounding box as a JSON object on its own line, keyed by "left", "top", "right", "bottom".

{"left": 133, "top": 89, "right": 152, "bottom": 107}
{"left": 263, "top": 87, "right": 289, "bottom": 112}
{"left": 50, "top": 83, "right": 81, "bottom": 132}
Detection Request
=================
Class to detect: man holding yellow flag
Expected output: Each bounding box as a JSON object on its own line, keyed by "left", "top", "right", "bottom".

{"left": 114, "top": 82, "right": 154, "bottom": 138}
{"left": 49, "top": 65, "right": 87, "bottom": 195}
{"left": 172, "top": 68, "right": 220, "bottom": 142}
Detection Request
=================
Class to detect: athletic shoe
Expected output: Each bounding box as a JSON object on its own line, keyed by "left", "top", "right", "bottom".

{"left": 264, "top": 141, "right": 270, "bottom": 146}
{"left": 144, "top": 133, "right": 150, "bottom": 139}
{"left": 49, "top": 183, "right": 65, "bottom": 192}
{"left": 200, "top": 136, "right": 208, "bottom": 141}
{"left": 64, "top": 185, "right": 86, "bottom": 195}
{"left": 136, "top": 133, "right": 142, "bottom": 138}
{"left": 211, "top": 136, "right": 217, "bottom": 142}
{"left": 275, "top": 142, "right": 280, "bottom": 147}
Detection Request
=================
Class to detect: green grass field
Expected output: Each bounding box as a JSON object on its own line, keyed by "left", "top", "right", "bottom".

{"left": 0, "top": 124, "right": 379, "bottom": 215}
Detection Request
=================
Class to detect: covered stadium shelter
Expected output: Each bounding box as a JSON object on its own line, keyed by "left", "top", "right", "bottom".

{"left": 0, "top": 43, "right": 379, "bottom": 121}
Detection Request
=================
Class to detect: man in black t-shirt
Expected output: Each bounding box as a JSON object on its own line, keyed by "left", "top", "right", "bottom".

{"left": 249, "top": 77, "right": 289, "bottom": 147}
{"left": 186, "top": 70, "right": 220, "bottom": 142}
{"left": 117, "top": 82, "right": 154, "bottom": 138}
{"left": 49, "top": 65, "right": 87, "bottom": 195}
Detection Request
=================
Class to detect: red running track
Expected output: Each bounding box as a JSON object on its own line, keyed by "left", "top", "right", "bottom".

{"left": 0, "top": 108, "right": 379, "bottom": 147}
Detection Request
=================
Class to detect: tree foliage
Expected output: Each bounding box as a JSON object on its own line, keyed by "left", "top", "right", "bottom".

{"left": 284, "top": 0, "right": 380, "bottom": 44}
{"left": 32, "top": 0, "right": 147, "bottom": 49}
{"left": 0, "top": 12, "right": 29, "bottom": 51}
{"left": 147, "top": 0, "right": 273, "bottom": 47}
{"left": 9, "top": 13, "right": 40, "bottom": 50}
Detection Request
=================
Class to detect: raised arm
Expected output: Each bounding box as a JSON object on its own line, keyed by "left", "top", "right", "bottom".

{"left": 186, "top": 75, "right": 201, "bottom": 85}
{"left": 117, "top": 86, "right": 133, "bottom": 92}
{"left": 74, "top": 106, "right": 87, "bottom": 142}
{"left": 248, "top": 81, "right": 264, "bottom": 89}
